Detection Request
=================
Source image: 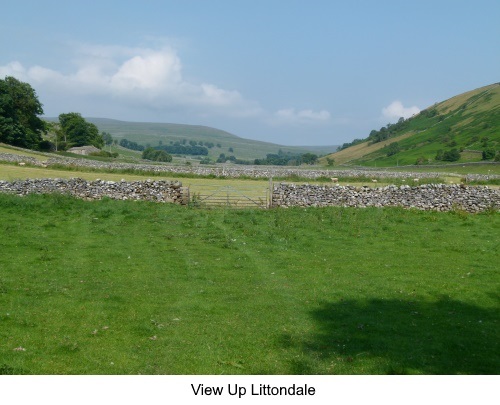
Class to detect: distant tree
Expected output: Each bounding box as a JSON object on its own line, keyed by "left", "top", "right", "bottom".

{"left": 142, "top": 147, "right": 172, "bottom": 162}
{"left": 0, "top": 76, "right": 45, "bottom": 149}
{"left": 386, "top": 142, "right": 401, "bottom": 156}
{"left": 119, "top": 138, "right": 145, "bottom": 151}
{"left": 58, "top": 113, "right": 103, "bottom": 148}
{"left": 301, "top": 153, "right": 318, "bottom": 165}
{"left": 142, "top": 147, "right": 155, "bottom": 160}
{"left": 442, "top": 149, "right": 460, "bottom": 162}
{"left": 253, "top": 151, "right": 306, "bottom": 166}
{"left": 326, "top": 157, "right": 335, "bottom": 166}
{"left": 101, "top": 131, "right": 113, "bottom": 146}
{"left": 154, "top": 150, "right": 172, "bottom": 162}
{"left": 156, "top": 144, "right": 208, "bottom": 156}
{"left": 435, "top": 149, "right": 444, "bottom": 161}
{"left": 228, "top": 147, "right": 234, "bottom": 153}
{"left": 482, "top": 149, "right": 496, "bottom": 160}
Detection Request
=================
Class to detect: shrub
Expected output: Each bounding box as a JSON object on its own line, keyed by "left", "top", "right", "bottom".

{"left": 142, "top": 147, "right": 172, "bottom": 162}
{"left": 482, "top": 149, "right": 496, "bottom": 160}
{"left": 442, "top": 149, "right": 461, "bottom": 162}
{"left": 386, "top": 142, "right": 401, "bottom": 157}
{"left": 38, "top": 140, "right": 56, "bottom": 152}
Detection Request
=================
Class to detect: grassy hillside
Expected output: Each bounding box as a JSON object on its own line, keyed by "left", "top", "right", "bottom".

{"left": 323, "top": 83, "right": 500, "bottom": 167}
{"left": 44, "top": 117, "right": 328, "bottom": 161}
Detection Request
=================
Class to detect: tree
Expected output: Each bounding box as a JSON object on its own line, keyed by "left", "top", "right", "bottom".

{"left": 58, "top": 113, "right": 104, "bottom": 148}
{"left": 0, "top": 76, "right": 45, "bottom": 149}
{"left": 442, "top": 149, "right": 460, "bottom": 162}
{"left": 301, "top": 153, "right": 318, "bottom": 165}
{"left": 435, "top": 149, "right": 444, "bottom": 161}
{"left": 101, "top": 131, "right": 113, "bottom": 146}
{"left": 119, "top": 138, "right": 145, "bottom": 151}
{"left": 482, "top": 149, "right": 496, "bottom": 160}
{"left": 386, "top": 142, "right": 401, "bottom": 156}
{"left": 142, "top": 147, "right": 172, "bottom": 162}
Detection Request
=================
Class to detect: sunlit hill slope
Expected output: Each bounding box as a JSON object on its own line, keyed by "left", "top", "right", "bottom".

{"left": 323, "top": 83, "right": 500, "bottom": 167}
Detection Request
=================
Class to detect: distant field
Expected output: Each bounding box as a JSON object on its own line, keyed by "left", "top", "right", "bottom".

{"left": 0, "top": 161, "right": 455, "bottom": 195}
{"left": 0, "top": 145, "right": 49, "bottom": 161}
{"left": 0, "top": 163, "right": 272, "bottom": 199}
{"left": 391, "top": 163, "right": 500, "bottom": 176}
{"left": 44, "top": 118, "right": 321, "bottom": 161}
{"left": 0, "top": 194, "right": 498, "bottom": 374}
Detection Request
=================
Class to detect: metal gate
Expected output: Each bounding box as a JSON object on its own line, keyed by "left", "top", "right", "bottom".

{"left": 188, "top": 184, "right": 271, "bottom": 208}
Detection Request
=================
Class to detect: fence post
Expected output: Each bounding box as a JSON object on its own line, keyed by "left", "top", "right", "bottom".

{"left": 268, "top": 177, "right": 273, "bottom": 208}
{"left": 182, "top": 186, "right": 190, "bottom": 205}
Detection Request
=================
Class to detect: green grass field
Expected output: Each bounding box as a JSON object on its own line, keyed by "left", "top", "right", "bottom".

{"left": 0, "top": 194, "right": 498, "bottom": 375}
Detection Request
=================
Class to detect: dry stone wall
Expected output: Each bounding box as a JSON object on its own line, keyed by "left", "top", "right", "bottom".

{"left": 1, "top": 149, "right": 500, "bottom": 211}
{"left": 272, "top": 183, "right": 500, "bottom": 213}
{"left": 0, "top": 178, "right": 186, "bottom": 204}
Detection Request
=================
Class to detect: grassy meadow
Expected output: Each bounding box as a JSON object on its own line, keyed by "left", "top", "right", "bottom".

{"left": 0, "top": 193, "right": 498, "bottom": 375}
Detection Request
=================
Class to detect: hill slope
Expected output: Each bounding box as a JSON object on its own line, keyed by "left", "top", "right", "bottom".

{"left": 52, "top": 118, "right": 332, "bottom": 161}
{"left": 324, "top": 83, "right": 500, "bottom": 167}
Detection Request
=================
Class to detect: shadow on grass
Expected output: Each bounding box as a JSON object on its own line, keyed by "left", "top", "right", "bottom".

{"left": 289, "top": 296, "right": 499, "bottom": 374}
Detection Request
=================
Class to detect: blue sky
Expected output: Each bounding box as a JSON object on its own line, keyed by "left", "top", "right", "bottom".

{"left": 1, "top": 0, "right": 498, "bottom": 146}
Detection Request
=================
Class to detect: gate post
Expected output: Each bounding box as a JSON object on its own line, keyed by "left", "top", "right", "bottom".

{"left": 268, "top": 177, "right": 273, "bottom": 208}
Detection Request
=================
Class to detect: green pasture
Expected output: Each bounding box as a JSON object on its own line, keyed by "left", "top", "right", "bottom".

{"left": 0, "top": 163, "right": 272, "bottom": 200}
{"left": 0, "top": 194, "right": 498, "bottom": 375}
{"left": 0, "top": 145, "right": 48, "bottom": 161}
{"left": 390, "top": 163, "right": 500, "bottom": 176}
{"left": 0, "top": 162, "right": 455, "bottom": 200}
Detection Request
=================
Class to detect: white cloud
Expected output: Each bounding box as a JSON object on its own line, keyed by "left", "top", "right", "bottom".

{"left": 382, "top": 100, "right": 420, "bottom": 121}
{"left": 0, "top": 44, "right": 261, "bottom": 118}
{"left": 110, "top": 51, "right": 182, "bottom": 91}
{"left": 273, "top": 108, "right": 331, "bottom": 125}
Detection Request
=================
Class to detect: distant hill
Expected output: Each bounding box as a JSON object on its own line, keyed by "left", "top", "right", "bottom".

{"left": 322, "top": 83, "right": 500, "bottom": 167}
{"left": 45, "top": 117, "right": 335, "bottom": 161}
